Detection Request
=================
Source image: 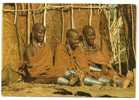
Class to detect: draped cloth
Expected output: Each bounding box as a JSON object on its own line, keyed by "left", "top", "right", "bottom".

{"left": 23, "top": 43, "right": 90, "bottom": 83}
{"left": 23, "top": 43, "right": 53, "bottom": 82}
{"left": 84, "top": 39, "right": 112, "bottom": 67}
{"left": 22, "top": 40, "right": 114, "bottom": 83}
{"left": 85, "top": 39, "right": 117, "bottom": 79}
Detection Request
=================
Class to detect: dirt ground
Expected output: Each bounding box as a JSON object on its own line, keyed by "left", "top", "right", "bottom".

{"left": 2, "top": 82, "right": 135, "bottom": 97}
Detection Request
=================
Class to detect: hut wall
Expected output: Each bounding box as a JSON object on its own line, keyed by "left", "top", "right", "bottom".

{"left": 2, "top": 4, "right": 111, "bottom": 83}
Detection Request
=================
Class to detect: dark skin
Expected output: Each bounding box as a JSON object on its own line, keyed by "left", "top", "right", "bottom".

{"left": 67, "top": 30, "right": 80, "bottom": 50}
{"left": 66, "top": 30, "right": 85, "bottom": 86}
{"left": 32, "top": 23, "right": 45, "bottom": 45}
{"left": 34, "top": 30, "right": 45, "bottom": 43}
{"left": 19, "top": 23, "right": 46, "bottom": 81}
{"left": 83, "top": 26, "right": 96, "bottom": 48}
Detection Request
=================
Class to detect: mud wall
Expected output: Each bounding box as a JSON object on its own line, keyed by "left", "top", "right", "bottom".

{"left": 2, "top": 4, "right": 110, "bottom": 83}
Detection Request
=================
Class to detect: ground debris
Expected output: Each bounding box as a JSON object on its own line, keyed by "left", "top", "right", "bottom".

{"left": 53, "top": 88, "right": 73, "bottom": 95}
{"left": 2, "top": 82, "right": 135, "bottom": 97}
{"left": 75, "top": 91, "right": 92, "bottom": 97}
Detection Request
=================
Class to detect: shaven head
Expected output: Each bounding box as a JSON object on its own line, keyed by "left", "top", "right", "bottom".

{"left": 83, "top": 25, "right": 96, "bottom": 46}
{"left": 32, "top": 23, "right": 46, "bottom": 43}
{"left": 66, "top": 29, "right": 80, "bottom": 49}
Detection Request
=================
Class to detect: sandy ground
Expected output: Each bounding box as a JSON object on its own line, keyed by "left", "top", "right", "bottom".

{"left": 2, "top": 82, "right": 135, "bottom": 97}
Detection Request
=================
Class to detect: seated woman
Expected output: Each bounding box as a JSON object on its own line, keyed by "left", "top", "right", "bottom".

{"left": 82, "top": 25, "right": 131, "bottom": 87}
{"left": 19, "top": 23, "right": 68, "bottom": 83}
{"left": 19, "top": 24, "right": 88, "bottom": 85}
{"left": 82, "top": 25, "right": 112, "bottom": 68}
{"left": 56, "top": 29, "right": 89, "bottom": 86}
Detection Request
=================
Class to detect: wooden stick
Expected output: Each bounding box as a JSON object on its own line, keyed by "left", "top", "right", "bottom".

{"left": 31, "top": 4, "right": 36, "bottom": 24}
{"left": 108, "top": 10, "right": 114, "bottom": 59}
{"left": 114, "top": 16, "right": 122, "bottom": 75}
{"left": 99, "top": 5, "right": 103, "bottom": 50}
{"left": 70, "top": 4, "right": 75, "bottom": 29}
{"left": 14, "top": 4, "right": 18, "bottom": 25}
{"left": 110, "top": 10, "right": 121, "bottom": 64}
{"left": 131, "top": 5, "right": 136, "bottom": 57}
{"left": 111, "top": 48, "right": 126, "bottom": 62}
{"left": 3, "top": 5, "right": 117, "bottom": 12}
{"left": 43, "top": 3, "right": 47, "bottom": 43}
{"left": 117, "top": 30, "right": 122, "bottom": 75}
{"left": 61, "top": 8, "right": 65, "bottom": 44}
{"left": 27, "top": 3, "right": 31, "bottom": 45}
{"left": 89, "top": 4, "right": 92, "bottom": 26}
{"left": 15, "top": 4, "right": 22, "bottom": 57}
{"left": 123, "top": 18, "right": 130, "bottom": 72}
{"left": 116, "top": 17, "right": 122, "bottom": 75}
{"left": 131, "top": 4, "right": 135, "bottom": 84}
{"left": 108, "top": 10, "right": 115, "bottom": 63}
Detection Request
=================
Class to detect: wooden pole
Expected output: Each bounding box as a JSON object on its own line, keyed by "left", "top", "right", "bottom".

{"left": 61, "top": 8, "right": 65, "bottom": 44}
{"left": 115, "top": 16, "right": 122, "bottom": 75}
{"left": 31, "top": 4, "right": 36, "bottom": 24}
{"left": 131, "top": 4, "right": 135, "bottom": 83}
{"left": 14, "top": 3, "right": 22, "bottom": 60}
{"left": 108, "top": 10, "right": 112, "bottom": 50}
{"left": 89, "top": 4, "right": 92, "bottom": 26}
{"left": 70, "top": 4, "right": 75, "bottom": 29}
{"left": 3, "top": 5, "right": 117, "bottom": 12}
{"left": 122, "top": 18, "right": 129, "bottom": 72}
{"left": 27, "top": 3, "right": 31, "bottom": 45}
{"left": 108, "top": 10, "right": 116, "bottom": 64}
{"left": 109, "top": 8, "right": 118, "bottom": 64}
{"left": 131, "top": 5, "right": 136, "bottom": 58}
{"left": 118, "top": 28, "right": 122, "bottom": 75}
{"left": 43, "top": 3, "right": 47, "bottom": 43}
{"left": 14, "top": 4, "right": 17, "bottom": 25}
